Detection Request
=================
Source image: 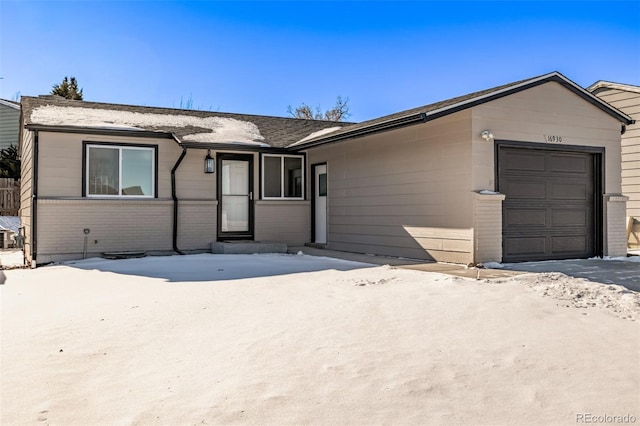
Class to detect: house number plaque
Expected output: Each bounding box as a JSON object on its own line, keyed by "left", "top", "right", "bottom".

{"left": 544, "top": 135, "right": 563, "bottom": 143}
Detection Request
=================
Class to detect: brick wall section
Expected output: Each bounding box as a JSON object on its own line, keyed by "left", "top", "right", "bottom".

{"left": 605, "top": 195, "right": 629, "bottom": 256}
{"left": 37, "top": 199, "right": 173, "bottom": 263}
{"left": 176, "top": 200, "right": 217, "bottom": 250}
{"left": 472, "top": 192, "right": 505, "bottom": 263}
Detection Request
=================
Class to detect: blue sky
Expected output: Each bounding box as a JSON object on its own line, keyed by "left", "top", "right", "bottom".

{"left": 1, "top": 1, "right": 639, "bottom": 122}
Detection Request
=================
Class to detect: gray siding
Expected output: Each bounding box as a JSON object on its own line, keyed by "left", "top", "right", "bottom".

{"left": 0, "top": 103, "right": 20, "bottom": 150}
{"left": 307, "top": 110, "right": 474, "bottom": 264}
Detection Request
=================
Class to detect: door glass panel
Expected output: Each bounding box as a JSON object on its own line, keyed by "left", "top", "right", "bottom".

{"left": 222, "top": 160, "right": 249, "bottom": 195}
{"left": 221, "top": 159, "right": 250, "bottom": 233}
{"left": 221, "top": 195, "right": 249, "bottom": 232}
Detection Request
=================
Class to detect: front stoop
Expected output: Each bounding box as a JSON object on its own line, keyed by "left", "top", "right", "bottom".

{"left": 211, "top": 241, "right": 288, "bottom": 254}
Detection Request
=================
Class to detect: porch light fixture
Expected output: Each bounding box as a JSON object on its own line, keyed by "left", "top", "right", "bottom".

{"left": 481, "top": 130, "right": 494, "bottom": 141}
{"left": 204, "top": 150, "right": 215, "bottom": 173}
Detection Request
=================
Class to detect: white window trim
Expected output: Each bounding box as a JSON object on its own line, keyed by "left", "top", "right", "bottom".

{"left": 85, "top": 144, "right": 155, "bottom": 198}
{"left": 261, "top": 154, "right": 305, "bottom": 200}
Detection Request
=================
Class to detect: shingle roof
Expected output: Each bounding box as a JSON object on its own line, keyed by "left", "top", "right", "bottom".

{"left": 291, "top": 71, "right": 634, "bottom": 149}
{"left": 20, "top": 72, "right": 633, "bottom": 152}
{"left": 21, "top": 96, "right": 353, "bottom": 149}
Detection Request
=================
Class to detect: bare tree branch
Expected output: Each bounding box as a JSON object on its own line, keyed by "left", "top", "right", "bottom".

{"left": 288, "top": 96, "right": 351, "bottom": 121}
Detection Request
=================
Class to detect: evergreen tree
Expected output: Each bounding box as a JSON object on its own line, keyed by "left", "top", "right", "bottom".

{"left": 51, "top": 76, "right": 83, "bottom": 100}
{"left": 0, "top": 145, "right": 21, "bottom": 179}
{"left": 287, "top": 96, "right": 350, "bottom": 121}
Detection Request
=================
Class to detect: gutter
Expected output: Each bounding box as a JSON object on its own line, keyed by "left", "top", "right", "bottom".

{"left": 171, "top": 147, "right": 187, "bottom": 255}
{"left": 292, "top": 113, "right": 428, "bottom": 150}
{"left": 25, "top": 124, "right": 174, "bottom": 139}
{"left": 32, "top": 130, "right": 39, "bottom": 266}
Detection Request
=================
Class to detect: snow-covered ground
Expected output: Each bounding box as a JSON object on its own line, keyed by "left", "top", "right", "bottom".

{"left": 1, "top": 254, "right": 638, "bottom": 425}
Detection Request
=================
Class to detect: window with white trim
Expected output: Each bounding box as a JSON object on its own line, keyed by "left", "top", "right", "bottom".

{"left": 262, "top": 154, "right": 304, "bottom": 199}
{"left": 85, "top": 144, "right": 155, "bottom": 197}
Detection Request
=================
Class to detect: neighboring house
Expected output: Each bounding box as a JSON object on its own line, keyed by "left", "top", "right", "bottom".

{"left": 0, "top": 215, "right": 20, "bottom": 248}
{"left": 588, "top": 81, "right": 640, "bottom": 249}
{"left": 19, "top": 72, "right": 633, "bottom": 266}
{"left": 0, "top": 99, "right": 20, "bottom": 151}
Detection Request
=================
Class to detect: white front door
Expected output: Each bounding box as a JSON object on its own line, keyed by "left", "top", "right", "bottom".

{"left": 314, "top": 164, "right": 327, "bottom": 244}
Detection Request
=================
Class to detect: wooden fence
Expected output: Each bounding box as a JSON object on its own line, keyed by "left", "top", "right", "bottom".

{"left": 0, "top": 178, "right": 20, "bottom": 216}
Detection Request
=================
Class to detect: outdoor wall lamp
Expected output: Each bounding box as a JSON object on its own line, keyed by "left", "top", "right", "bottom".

{"left": 481, "top": 130, "right": 494, "bottom": 141}
{"left": 204, "top": 150, "right": 215, "bottom": 173}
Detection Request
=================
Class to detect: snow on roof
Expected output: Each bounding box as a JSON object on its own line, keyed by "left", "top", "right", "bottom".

{"left": 0, "top": 216, "right": 20, "bottom": 234}
{"left": 30, "top": 105, "right": 266, "bottom": 145}
{"left": 290, "top": 126, "right": 342, "bottom": 146}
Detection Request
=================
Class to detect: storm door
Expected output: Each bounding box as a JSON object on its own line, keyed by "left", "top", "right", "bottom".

{"left": 217, "top": 154, "right": 254, "bottom": 240}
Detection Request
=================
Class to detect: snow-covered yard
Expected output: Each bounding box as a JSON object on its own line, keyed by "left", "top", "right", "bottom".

{"left": 1, "top": 254, "right": 638, "bottom": 425}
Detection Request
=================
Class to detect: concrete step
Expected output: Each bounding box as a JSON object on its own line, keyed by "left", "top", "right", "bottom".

{"left": 211, "top": 241, "right": 288, "bottom": 254}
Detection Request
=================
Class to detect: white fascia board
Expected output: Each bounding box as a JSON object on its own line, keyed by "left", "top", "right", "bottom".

{"left": 0, "top": 99, "right": 20, "bottom": 110}
{"left": 587, "top": 80, "right": 640, "bottom": 95}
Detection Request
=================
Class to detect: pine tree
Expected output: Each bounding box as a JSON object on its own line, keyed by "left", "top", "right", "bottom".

{"left": 0, "top": 145, "right": 21, "bottom": 178}
{"left": 51, "top": 76, "right": 83, "bottom": 100}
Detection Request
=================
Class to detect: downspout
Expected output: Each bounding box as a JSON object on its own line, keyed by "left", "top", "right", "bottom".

{"left": 171, "top": 147, "right": 187, "bottom": 255}
{"left": 32, "top": 130, "right": 39, "bottom": 266}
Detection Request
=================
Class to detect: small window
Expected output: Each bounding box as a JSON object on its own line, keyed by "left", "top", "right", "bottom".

{"left": 318, "top": 173, "right": 327, "bottom": 196}
{"left": 262, "top": 154, "right": 304, "bottom": 199}
{"left": 86, "top": 144, "right": 155, "bottom": 197}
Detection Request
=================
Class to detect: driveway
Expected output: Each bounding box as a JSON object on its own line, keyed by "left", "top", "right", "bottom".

{"left": 292, "top": 247, "right": 639, "bottom": 292}
{"left": 497, "top": 258, "right": 640, "bottom": 292}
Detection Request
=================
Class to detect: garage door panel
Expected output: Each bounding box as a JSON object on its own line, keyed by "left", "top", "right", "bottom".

{"left": 504, "top": 209, "right": 546, "bottom": 227}
{"left": 504, "top": 180, "right": 547, "bottom": 199}
{"left": 549, "top": 154, "right": 589, "bottom": 174}
{"left": 551, "top": 235, "right": 589, "bottom": 253}
{"left": 504, "top": 237, "right": 546, "bottom": 255}
{"left": 550, "top": 182, "right": 590, "bottom": 200}
{"left": 499, "top": 146, "right": 595, "bottom": 262}
{"left": 500, "top": 151, "right": 546, "bottom": 173}
{"left": 551, "top": 209, "right": 589, "bottom": 226}
{"left": 506, "top": 208, "right": 589, "bottom": 228}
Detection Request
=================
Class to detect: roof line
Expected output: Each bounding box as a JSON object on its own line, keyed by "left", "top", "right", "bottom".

{"left": 20, "top": 95, "right": 352, "bottom": 124}
{"left": 292, "top": 72, "right": 633, "bottom": 149}
{"left": 0, "top": 99, "right": 20, "bottom": 110}
{"left": 290, "top": 113, "right": 427, "bottom": 150}
{"left": 178, "top": 141, "right": 291, "bottom": 153}
{"left": 25, "top": 124, "right": 175, "bottom": 139}
{"left": 587, "top": 80, "right": 640, "bottom": 95}
{"left": 425, "top": 72, "right": 632, "bottom": 124}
